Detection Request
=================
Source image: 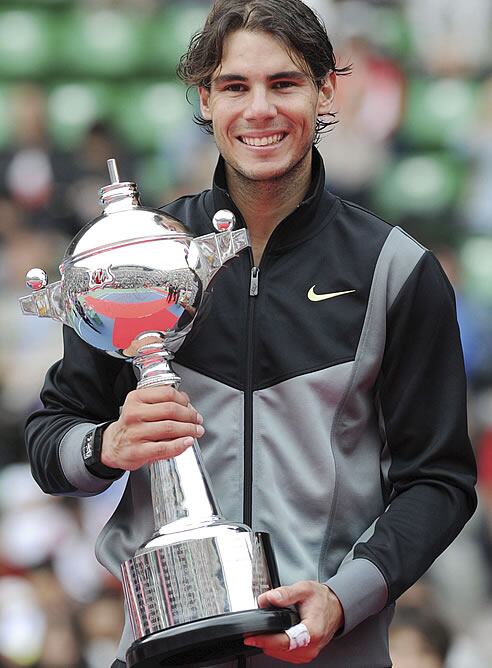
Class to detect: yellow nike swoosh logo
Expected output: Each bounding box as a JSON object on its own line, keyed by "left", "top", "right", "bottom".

{"left": 307, "top": 287, "right": 356, "bottom": 302}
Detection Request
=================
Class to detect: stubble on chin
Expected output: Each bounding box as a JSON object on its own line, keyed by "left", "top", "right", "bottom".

{"left": 227, "top": 142, "right": 314, "bottom": 188}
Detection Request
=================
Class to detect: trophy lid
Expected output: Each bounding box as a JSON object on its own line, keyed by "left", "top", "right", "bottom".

{"left": 61, "top": 159, "right": 191, "bottom": 270}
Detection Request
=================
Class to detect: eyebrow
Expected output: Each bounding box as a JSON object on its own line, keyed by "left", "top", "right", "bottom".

{"left": 213, "top": 71, "right": 309, "bottom": 86}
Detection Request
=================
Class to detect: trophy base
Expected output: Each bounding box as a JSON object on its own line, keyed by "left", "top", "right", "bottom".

{"left": 126, "top": 608, "right": 299, "bottom": 667}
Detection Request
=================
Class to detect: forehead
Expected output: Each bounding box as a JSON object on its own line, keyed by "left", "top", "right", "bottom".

{"left": 214, "top": 29, "right": 308, "bottom": 79}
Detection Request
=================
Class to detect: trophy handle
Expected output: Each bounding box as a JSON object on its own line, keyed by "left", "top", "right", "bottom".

{"left": 191, "top": 228, "right": 250, "bottom": 285}
{"left": 132, "top": 334, "right": 223, "bottom": 533}
{"left": 20, "top": 269, "right": 66, "bottom": 323}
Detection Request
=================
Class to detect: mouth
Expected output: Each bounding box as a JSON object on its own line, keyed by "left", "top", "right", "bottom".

{"left": 238, "top": 132, "right": 287, "bottom": 147}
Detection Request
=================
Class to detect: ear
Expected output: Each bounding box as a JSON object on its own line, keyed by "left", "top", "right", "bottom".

{"left": 198, "top": 86, "right": 212, "bottom": 121}
{"left": 317, "top": 72, "right": 336, "bottom": 116}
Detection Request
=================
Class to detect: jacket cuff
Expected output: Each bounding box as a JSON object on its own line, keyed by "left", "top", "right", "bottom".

{"left": 59, "top": 423, "right": 114, "bottom": 495}
{"left": 325, "top": 558, "right": 388, "bottom": 635}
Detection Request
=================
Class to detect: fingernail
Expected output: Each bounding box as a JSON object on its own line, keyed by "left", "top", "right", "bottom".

{"left": 196, "top": 413, "right": 204, "bottom": 425}
{"left": 183, "top": 437, "right": 194, "bottom": 447}
{"left": 271, "top": 590, "right": 283, "bottom": 601}
{"left": 196, "top": 425, "right": 205, "bottom": 437}
{"left": 244, "top": 639, "right": 257, "bottom": 647}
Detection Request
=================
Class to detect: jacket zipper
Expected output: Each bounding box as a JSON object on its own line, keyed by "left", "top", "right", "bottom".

{"left": 243, "top": 264, "right": 260, "bottom": 527}
{"left": 218, "top": 193, "right": 258, "bottom": 529}
{"left": 220, "top": 194, "right": 254, "bottom": 668}
{"left": 249, "top": 266, "right": 259, "bottom": 296}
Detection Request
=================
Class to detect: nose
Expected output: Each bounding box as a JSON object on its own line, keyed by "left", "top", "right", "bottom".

{"left": 243, "top": 85, "right": 277, "bottom": 122}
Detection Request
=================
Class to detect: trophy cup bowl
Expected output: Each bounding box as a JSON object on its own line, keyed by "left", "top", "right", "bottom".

{"left": 20, "top": 160, "right": 298, "bottom": 667}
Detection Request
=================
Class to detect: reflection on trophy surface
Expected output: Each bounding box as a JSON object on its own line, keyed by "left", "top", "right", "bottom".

{"left": 20, "top": 160, "right": 297, "bottom": 667}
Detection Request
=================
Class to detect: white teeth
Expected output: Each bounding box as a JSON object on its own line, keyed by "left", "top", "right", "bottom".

{"left": 241, "top": 133, "right": 284, "bottom": 146}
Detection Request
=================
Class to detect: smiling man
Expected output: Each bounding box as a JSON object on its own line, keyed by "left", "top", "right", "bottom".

{"left": 197, "top": 31, "right": 333, "bottom": 179}
{"left": 25, "top": 1, "right": 477, "bottom": 667}
{"left": 196, "top": 28, "right": 335, "bottom": 263}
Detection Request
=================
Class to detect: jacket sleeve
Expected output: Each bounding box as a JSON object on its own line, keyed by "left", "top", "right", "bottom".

{"left": 25, "top": 325, "right": 132, "bottom": 496}
{"left": 326, "top": 251, "right": 477, "bottom": 633}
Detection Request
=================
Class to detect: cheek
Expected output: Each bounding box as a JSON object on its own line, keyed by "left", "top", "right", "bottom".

{"left": 209, "top": 105, "right": 234, "bottom": 132}
{"left": 284, "top": 100, "right": 318, "bottom": 127}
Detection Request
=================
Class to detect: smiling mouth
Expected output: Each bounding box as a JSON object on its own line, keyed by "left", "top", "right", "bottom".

{"left": 239, "top": 133, "right": 286, "bottom": 147}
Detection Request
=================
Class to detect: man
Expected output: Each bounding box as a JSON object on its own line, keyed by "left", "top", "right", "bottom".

{"left": 25, "top": 1, "right": 477, "bottom": 666}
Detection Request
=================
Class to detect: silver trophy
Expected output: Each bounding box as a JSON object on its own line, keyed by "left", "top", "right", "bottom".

{"left": 20, "top": 160, "right": 297, "bottom": 667}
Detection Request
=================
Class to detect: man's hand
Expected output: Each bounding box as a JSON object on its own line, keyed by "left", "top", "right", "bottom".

{"left": 100, "top": 386, "right": 204, "bottom": 471}
{"left": 243, "top": 581, "right": 344, "bottom": 664}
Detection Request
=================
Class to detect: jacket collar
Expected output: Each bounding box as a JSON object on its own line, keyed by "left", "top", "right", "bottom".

{"left": 208, "top": 146, "right": 338, "bottom": 253}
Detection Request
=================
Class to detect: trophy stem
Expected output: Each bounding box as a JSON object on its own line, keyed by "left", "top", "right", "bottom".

{"left": 133, "top": 342, "right": 223, "bottom": 533}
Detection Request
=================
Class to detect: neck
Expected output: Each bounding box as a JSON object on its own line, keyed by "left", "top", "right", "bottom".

{"left": 225, "top": 153, "right": 313, "bottom": 264}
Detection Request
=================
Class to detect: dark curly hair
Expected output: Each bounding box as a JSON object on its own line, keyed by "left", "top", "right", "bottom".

{"left": 177, "top": 0, "right": 351, "bottom": 144}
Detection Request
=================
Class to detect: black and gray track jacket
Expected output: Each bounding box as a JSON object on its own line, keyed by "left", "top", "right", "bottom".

{"left": 25, "top": 148, "right": 477, "bottom": 667}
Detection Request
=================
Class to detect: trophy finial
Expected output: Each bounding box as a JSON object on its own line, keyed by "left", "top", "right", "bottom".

{"left": 107, "top": 158, "right": 120, "bottom": 184}
{"left": 100, "top": 158, "right": 140, "bottom": 210}
{"left": 26, "top": 268, "right": 48, "bottom": 291}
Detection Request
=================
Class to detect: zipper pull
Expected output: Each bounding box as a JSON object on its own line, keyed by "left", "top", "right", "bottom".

{"left": 250, "top": 266, "right": 260, "bottom": 296}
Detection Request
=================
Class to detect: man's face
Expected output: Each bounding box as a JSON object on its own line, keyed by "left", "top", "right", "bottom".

{"left": 198, "top": 30, "right": 335, "bottom": 184}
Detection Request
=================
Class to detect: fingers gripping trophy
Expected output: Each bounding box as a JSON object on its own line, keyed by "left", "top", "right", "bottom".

{"left": 20, "top": 161, "right": 298, "bottom": 667}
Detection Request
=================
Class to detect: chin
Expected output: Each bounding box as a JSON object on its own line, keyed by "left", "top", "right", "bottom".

{"left": 249, "top": 166, "right": 299, "bottom": 183}
{"left": 237, "top": 158, "right": 297, "bottom": 182}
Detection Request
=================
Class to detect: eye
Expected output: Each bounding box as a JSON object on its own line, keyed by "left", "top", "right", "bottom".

{"left": 224, "top": 83, "right": 247, "bottom": 92}
{"left": 272, "top": 81, "right": 296, "bottom": 89}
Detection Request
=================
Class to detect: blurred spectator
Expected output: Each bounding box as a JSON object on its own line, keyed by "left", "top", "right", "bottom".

{"left": 435, "top": 245, "right": 492, "bottom": 389}
{"left": 77, "top": 591, "right": 125, "bottom": 668}
{"left": 462, "top": 76, "right": 492, "bottom": 234}
{"left": 405, "top": 0, "right": 492, "bottom": 75}
{"left": 63, "top": 121, "right": 136, "bottom": 229}
{"left": 0, "top": 465, "right": 78, "bottom": 571}
{"left": 33, "top": 610, "right": 88, "bottom": 668}
{"left": 0, "top": 221, "right": 65, "bottom": 420}
{"left": 320, "top": 33, "right": 404, "bottom": 206}
{"left": 477, "top": 429, "right": 492, "bottom": 592}
{"left": 390, "top": 605, "right": 452, "bottom": 668}
{"left": 391, "top": 599, "right": 490, "bottom": 667}
{"left": 0, "top": 465, "right": 125, "bottom": 667}
{"left": 0, "top": 85, "right": 78, "bottom": 238}
{"left": 0, "top": 576, "right": 45, "bottom": 667}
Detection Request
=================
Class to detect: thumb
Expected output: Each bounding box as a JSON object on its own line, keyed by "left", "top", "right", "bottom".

{"left": 257, "top": 583, "right": 303, "bottom": 609}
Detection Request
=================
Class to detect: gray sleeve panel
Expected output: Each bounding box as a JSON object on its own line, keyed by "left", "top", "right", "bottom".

{"left": 321, "top": 227, "right": 426, "bottom": 629}
{"left": 325, "top": 557, "right": 388, "bottom": 636}
{"left": 384, "top": 226, "right": 427, "bottom": 311}
{"left": 325, "top": 226, "right": 427, "bottom": 568}
{"left": 58, "top": 422, "right": 114, "bottom": 495}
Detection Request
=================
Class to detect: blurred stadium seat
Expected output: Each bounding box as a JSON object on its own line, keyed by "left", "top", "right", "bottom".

{"left": 372, "top": 153, "right": 465, "bottom": 220}
{"left": 146, "top": 5, "right": 210, "bottom": 75}
{"left": 0, "top": 10, "right": 56, "bottom": 78}
{"left": 460, "top": 237, "right": 492, "bottom": 303}
{"left": 367, "top": 4, "right": 411, "bottom": 59}
{"left": 57, "top": 9, "right": 147, "bottom": 77}
{"left": 0, "top": 85, "right": 13, "bottom": 149}
{"left": 47, "top": 82, "right": 112, "bottom": 148}
{"left": 111, "top": 81, "right": 190, "bottom": 152}
{"left": 400, "top": 78, "right": 479, "bottom": 149}
{"left": 135, "top": 154, "right": 174, "bottom": 204}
